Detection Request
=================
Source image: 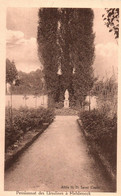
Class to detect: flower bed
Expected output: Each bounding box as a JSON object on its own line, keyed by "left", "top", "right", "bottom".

{"left": 5, "top": 106, "right": 55, "bottom": 151}
{"left": 79, "top": 109, "right": 117, "bottom": 172}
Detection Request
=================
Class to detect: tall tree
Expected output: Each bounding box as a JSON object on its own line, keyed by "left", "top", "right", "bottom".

{"left": 37, "top": 8, "right": 60, "bottom": 107}
{"left": 59, "top": 9, "right": 95, "bottom": 107}
{"left": 58, "top": 9, "right": 74, "bottom": 103}
{"left": 6, "top": 59, "right": 18, "bottom": 94}
{"left": 71, "top": 9, "right": 95, "bottom": 106}
{"left": 6, "top": 59, "right": 18, "bottom": 85}
{"left": 6, "top": 59, "right": 18, "bottom": 132}
{"left": 37, "top": 8, "right": 95, "bottom": 108}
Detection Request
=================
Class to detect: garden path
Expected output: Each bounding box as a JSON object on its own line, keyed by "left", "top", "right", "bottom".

{"left": 5, "top": 116, "right": 114, "bottom": 192}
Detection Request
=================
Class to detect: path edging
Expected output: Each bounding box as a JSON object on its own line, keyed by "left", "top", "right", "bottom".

{"left": 5, "top": 123, "right": 51, "bottom": 170}
{"left": 77, "top": 119, "right": 116, "bottom": 184}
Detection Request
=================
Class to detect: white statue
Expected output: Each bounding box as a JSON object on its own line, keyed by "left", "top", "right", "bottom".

{"left": 64, "top": 89, "right": 69, "bottom": 108}
{"left": 65, "top": 89, "right": 69, "bottom": 100}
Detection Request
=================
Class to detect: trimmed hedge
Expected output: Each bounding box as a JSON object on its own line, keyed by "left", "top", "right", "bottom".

{"left": 79, "top": 109, "right": 117, "bottom": 170}
{"left": 5, "top": 106, "right": 55, "bottom": 150}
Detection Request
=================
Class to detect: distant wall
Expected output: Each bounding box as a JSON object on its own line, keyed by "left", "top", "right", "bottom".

{"left": 6, "top": 95, "right": 48, "bottom": 109}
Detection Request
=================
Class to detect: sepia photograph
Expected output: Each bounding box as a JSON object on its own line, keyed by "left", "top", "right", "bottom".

{"left": 0, "top": 1, "right": 120, "bottom": 195}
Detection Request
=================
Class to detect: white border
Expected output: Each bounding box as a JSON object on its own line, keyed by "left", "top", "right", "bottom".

{"left": 0, "top": 0, "right": 121, "bottom": 196}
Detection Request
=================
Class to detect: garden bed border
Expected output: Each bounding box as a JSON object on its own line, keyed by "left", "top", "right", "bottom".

{"left": 77, "top": 118, "right": 116, "bottom": 185}
{"left": 5, "top": 122, "right": 52, "bottom": 171}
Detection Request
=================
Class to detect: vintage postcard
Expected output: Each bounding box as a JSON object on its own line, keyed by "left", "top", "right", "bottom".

{"left": 0, "top": 0, "right": 121, "bottom": 196}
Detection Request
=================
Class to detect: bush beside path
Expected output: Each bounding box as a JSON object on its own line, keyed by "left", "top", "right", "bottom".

{"left": 78, "top": 109, "right": 117, "bottom": 176}
{"left": 5, "top": 106, "right": 55, "bottom": 170}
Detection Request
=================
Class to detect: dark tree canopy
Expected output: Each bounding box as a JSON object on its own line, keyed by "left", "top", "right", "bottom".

{"left": 37, "top": 8, "right": 60, "bottom": 106}
{"left": 37, "top": 8, "right": 95, "bottom": 107}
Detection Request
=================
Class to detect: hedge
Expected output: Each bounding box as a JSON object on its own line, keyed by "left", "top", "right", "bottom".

{"left": 5, "top": 106, "right": 55, "bottom": 151}
{"left": 79, "top": 109, "right": 117, "bottom": 171}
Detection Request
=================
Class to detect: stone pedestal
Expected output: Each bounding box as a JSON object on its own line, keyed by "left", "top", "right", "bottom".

{"left": 64, "top": 100, "right": 69, "bottom": 108}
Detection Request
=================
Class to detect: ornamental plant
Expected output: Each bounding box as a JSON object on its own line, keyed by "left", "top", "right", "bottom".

{"left": 5, "top": 106, "right": 55, "bottom": 150}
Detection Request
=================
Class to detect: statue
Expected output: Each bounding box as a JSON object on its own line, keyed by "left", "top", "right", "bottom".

{"left": 64, "top": 89, "right": 69, "bottom": 100}
{"left": 64, "top": 89, "right": 69, "bottom": 108}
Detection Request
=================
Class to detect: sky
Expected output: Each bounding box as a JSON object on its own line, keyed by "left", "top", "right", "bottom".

{"left": 6, "top": 8, "right": 118, "bottom": 78}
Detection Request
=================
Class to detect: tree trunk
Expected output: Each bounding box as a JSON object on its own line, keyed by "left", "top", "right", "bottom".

{"left": 6, "top": 83, "right": 7, "bottom": 94}
{"left": 10, "top": 85, "right": 13, "bottom": 132}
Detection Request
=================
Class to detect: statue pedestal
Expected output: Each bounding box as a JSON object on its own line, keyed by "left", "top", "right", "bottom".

{"left": 64, "top": 100, "right": 69, "bottom": 108}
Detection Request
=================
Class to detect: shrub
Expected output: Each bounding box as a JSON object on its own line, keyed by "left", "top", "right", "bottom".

{"left": 79, "top": 109, "right": 117, "bottom": 170}
{"left": 79, "top": 109, "right": 106, "bottom": 133}
{"left": 5, "top": 106, "right": 55, "bottom": 150}
{"left": 92, "top": 76, "right": 118, "bottom": 118}
{"left": 55, "top": 102, "right": 64, "bottom": 109}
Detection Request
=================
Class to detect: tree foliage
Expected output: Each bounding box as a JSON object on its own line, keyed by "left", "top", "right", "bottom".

{"left": 102, "top": 8, "right": 119, "bottom": 39}
{"left": 6, "top": 59, "right": 18, "bottom": 85}
{"left": 69, "top": 9, "right": 95, "bottom": 104}
{"left": 37, "top": 8, "right": 95, "bottom": 107}
{"left": 37, "top": 9, "right": 60, "bottom": 106}
{"left": 11, "top": 69, "right": 44, "bottom": 95}
{"left": 92, "top": 76, "right": 117, "bottom": 117}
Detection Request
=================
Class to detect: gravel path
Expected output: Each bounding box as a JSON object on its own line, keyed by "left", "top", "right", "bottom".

{"left": 5, "top": 116, "right": 113, "bottom": 192}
